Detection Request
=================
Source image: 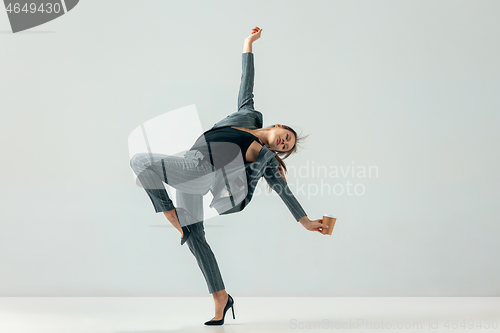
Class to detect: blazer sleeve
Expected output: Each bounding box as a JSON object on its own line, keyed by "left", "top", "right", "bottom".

{"left": 237, "top": 52, "right": 255, "bottom": 111}
{"left": 263, "top": 159, "right": 307, "bottom": 222}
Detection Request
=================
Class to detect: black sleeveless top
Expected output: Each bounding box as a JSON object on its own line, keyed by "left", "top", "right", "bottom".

{"left": 189, "top": 126, "right": 263, "bottom": 170}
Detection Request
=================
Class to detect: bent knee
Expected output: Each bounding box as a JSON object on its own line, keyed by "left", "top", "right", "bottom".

{"left": 130, "top": 153, "right": 151, "bottom": 170}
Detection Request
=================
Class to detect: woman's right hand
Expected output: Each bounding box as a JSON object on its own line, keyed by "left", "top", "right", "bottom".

{"left": 245, "top": 26, "right": 262, "bottom": 43}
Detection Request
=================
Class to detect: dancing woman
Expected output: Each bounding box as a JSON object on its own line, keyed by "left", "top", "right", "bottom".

{"left": 130, "top": 26, "right": 329, "bottom": 326}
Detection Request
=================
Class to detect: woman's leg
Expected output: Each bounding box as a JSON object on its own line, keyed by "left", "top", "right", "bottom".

{"left": 129, "top": 152, "right": 214, "bottom": 222}
{"left": 176, "top": 190, "right": 226, "bottom": 294}
{"left": 131, "top": 152, "right": 228, "bottom": 319}
{"left": 184, "top": 219, "right": 229, "bottom": 321}
{"left": 185, "top": 222, "right": 226, "bottom": 294}
{"left": 131, "top": 152, "right": 224, "bottom": 288}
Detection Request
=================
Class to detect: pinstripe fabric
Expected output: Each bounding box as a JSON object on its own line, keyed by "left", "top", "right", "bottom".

{"left": 184, "top": 221, "right": 225, "bottom": 293}
{"left": 263, "top": 157, "right": 309, "bottom": 222}
{"left": 130, "top": 151, "right": 225, "bottom": 293}
{"left": 129, "top": 151, "right": 215, "bottom": 220}
{"left": 206, "top": 52, "right": 308, "bottom": 222}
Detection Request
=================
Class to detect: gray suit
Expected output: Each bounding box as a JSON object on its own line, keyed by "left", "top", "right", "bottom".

{"left": 130, "top": 52, "right": 307, "bottom": 294}
{"left": 204, "top": 52, "right": 307, "bottom": 222}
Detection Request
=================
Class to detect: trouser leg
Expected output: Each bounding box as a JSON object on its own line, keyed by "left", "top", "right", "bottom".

{"left": 175, "top": 187, "right": 204, "bottom": 228}
{"left": 129, "top": 152, "right": 213, "bottom": 219}
{"left": 131, "top": 152, "right": 224, "bottom": 293}
{"left": 176, "top": 190, "right": 225, "bottom": 293}
{"left": 185, "top": 221, "right": 226, "bottom": 294}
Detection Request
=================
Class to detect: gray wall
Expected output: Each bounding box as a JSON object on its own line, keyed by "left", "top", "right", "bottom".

{"left": 0, "top": 0, "right": 498, "bottom": 296}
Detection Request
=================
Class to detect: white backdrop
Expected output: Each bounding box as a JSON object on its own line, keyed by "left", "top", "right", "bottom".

{"left": 0, "top": 0, "right": 499, "bottom": 296}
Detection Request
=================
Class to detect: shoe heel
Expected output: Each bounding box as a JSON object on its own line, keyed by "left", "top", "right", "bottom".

{"left": 204, "top": 293, "right": 234, "bottom": 326}
{"left": 180, "top": 226, "right": 191, "bottom": 245}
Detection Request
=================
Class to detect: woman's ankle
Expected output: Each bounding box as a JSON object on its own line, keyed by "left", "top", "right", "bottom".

{"left": 163, "top": 209, "right": 183, "bottom": 236}
{"left": 212, "top": 290, "right": 228, "bottom": 299}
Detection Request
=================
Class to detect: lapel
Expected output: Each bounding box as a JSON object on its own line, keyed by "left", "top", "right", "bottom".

{"left": 248, "top": 144, "right": 277, "bottom": 177}
{"left": 207, "top": 110, "right": 277, "bottom": 214}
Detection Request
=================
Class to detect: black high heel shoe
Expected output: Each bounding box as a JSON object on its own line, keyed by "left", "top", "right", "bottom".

{"left": 204, "top": 294, "right": 235, "bottom": 326}
{"left": 180, "top": 225, "right": 191, "bottom": 245}
{"left": 176, "top": 208, "right": 191, "bottom": 246}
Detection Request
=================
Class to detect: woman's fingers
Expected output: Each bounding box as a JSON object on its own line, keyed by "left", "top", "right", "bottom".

{"left": 313, "top": 221, "right": 329, "bottom": 233}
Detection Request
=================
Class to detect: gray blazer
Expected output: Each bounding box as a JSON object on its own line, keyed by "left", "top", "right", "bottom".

{"left": 190, "top": 52, "right": 307, "bottom": 222}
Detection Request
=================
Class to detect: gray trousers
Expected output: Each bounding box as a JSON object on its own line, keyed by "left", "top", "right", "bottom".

{"left": 129, "top": 151, "right": 225, "bottom": 294}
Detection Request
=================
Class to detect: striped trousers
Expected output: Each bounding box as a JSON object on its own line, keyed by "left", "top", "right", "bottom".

{"left": 129, "top": 151, "right": 226, "bottom": 294}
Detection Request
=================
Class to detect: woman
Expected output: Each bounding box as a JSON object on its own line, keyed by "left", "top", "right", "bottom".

{"left": 130, "top": 26, "right": 329, "bottom": 326}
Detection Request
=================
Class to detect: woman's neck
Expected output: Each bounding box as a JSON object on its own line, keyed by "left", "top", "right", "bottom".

{"left": 252, "top": 128, "right": 271, "bottom": 147}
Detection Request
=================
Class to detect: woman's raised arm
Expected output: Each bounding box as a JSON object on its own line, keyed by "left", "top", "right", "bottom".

{"left": 243, "top": 26, "right": 262, "bottom": 53}
{"left": 237, "top": 52, "right": 255, "bottom": 111}
{"left": 238, "top": 27, "right": 262, "bottom": 111}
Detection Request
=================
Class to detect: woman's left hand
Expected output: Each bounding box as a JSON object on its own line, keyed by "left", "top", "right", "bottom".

{"left": 299, "top": 216, "right": 329, "bottom": 234}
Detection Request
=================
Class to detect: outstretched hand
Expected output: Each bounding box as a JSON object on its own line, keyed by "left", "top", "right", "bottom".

{"left": 245, "top": 26, "right": 262, "bottom": 43}
{"left": 300, "top": 217, "right": 329, "bottom": 234}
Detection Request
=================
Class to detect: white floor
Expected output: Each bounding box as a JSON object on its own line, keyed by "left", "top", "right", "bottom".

{"left": 0, "top": 297, "right": 499, "bottom": 333}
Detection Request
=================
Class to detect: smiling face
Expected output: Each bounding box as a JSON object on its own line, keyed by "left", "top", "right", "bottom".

{"left": 269, "top": 124, "right": 296, "bottom": 153}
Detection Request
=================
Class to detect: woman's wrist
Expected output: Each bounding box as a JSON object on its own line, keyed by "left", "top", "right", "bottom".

{"left": 298, "top": 216, "right": 309, "bottom": 224}
{"left": 243, "top": 39, "right": 253, "bottom": 53}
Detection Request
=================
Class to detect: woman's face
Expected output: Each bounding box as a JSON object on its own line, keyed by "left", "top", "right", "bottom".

{"left": 269, "top": 124, "right": 295, "bottom": 153}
